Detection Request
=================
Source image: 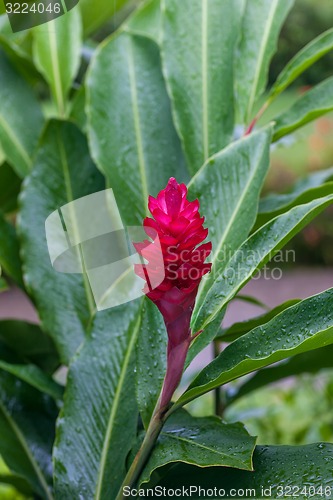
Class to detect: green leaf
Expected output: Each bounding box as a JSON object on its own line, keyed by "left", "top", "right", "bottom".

{"left": 0, "top": 52, "right": 44, "bottom": 178}
{"left": 0, "top": 142, "right": 5, "bottom": 164}
{"left": 218, "top": 299, "right": 300, "bottom": 343}
{"left": 18, "top": 120, "right": 104, "bottom": 363}
{"left": 161, "top": 0, "right": 241, "bottom": 174}
{"left": 0, "top": 163, "right": 21, "bottom": 214}
{"left": 177, "top": 287, "right": 333, "bottom": 408}
{"left": 136, "top": 298, "right": 167, "bottom": 429}
{"left": 154, "top": 443, "right": 333, "bottom": 495}
{"left": 0, "top": 212, "right": 23, "bottom": 287}
{"left": 256, "top": 167, "right": 333, "bottom": 228}
{"left": 0, "top": 473, "right": 32, "bottom": 496}
{"left": 139, "top": 410, "right": 256, "bottom": 486}
{"left": 79, "top": 0, "right": 129, "bottom": 36}
{"left": 0, "top": 276, "right": 7, "bottom": 293}
{"left": 0, "top": 362, "right": 62, "bottom": 401}
{"left": 236, "top": 0, "right": 294, "bottom": 123}
{"left": 32, "top": 9, "right": 82, "bottom": 117}
{"left": 188, "top": 127, "right": 272, "bottom": 339}
{"left": 0, "top": 18, "right": 40, "bottom": 86}
{"left": 54, "top": 301, "right": 141, "bottom": 500}
{"left": 69, "top": 85, "right": 86, "bottom": 132}
{"left": 0, "top": 320, "right": 59, "bottom": 374}
{"left": 271, "top": 27, "right": 333, "bottom": 98}
{"left": 0, "top": 371, "right": 57, "bottom": 499}
{"left": 194, "top": 194, "right": 333, "bottom": 332}
{"left": 273, "top": 77, "right": 333, "bottom": 141}
{"left": 227, "top": 344, "right": 333, "bottom": 405}
{"left": 235, "top": 294, "right": 269, "bottom": 310}
{"left": 124, "top": 0, "right": 161, "bottom": 44}
{"left": 87, "top": 32, "right": 186, "bottom": 225}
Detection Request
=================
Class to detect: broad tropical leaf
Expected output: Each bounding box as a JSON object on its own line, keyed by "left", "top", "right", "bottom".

{"left": 218, "top": 299, "right": 300, "bottom": 342}
{"left": 69, "top": 85, "right": 86, "bottom": 132}
{"left": 161, "top": 0, "right": 241, "bottom": 174}
{"left": 0, "top": 361, "right": 62, "bottom": 401}
{"left": 186, "top": 128, "right": 272, "bottom": 359}
{"left": 194, "top": 194, "right": 333, "bottom": 331}
{"left": 139, "top": 410, "right": 256, "bottom": 485}
{"left": 124, "top": 0, "right": 161, "bottom": 44}
{"left": 273, "top": 77, "right": 333, "bottom": 141}
{"left": 256, "top": 167, "right": 333, "bottom": 227}
{"left": 0, "top": 163, "right": 21, "bottom": 213}
{"left": 176, "top": 287, "right": 333, "bottom": 408}
{"left": 32, "top": 9, "right": 82, "bottom": 116}
{"left": 0, "top": 320, "right": 59, "bottom": 374}
{"left": 79, "top": 0, "right": 129, "bottom": 36}
{"left": 188, "top": 128, "right": 272, "bottom": 330}
{"left": 0, "top": 212, "right": 23, "bottom": 287}
{"left": 87, "top": 32, "right": 186, "bottom": 225}
{"left": 0, "top": 52, "right": 44, "bottom": 178}
{"left": 136, "top": 298, "right": 167, "bottom": 429}
{"left": 236, "top": 0, "right": 294, "bottom": 123}
{"left": 54, "top": 301, "right": 141, "bottom": 500}
{"left": 19, "top": 120, "right": 104, "bottom": 363}
{"left": 0, "top": 276, "right": 7, "bottom": 292}
{"left": 227, "top": 344, "right": 333, "bottom": 405}
{"left": 270, "top": 27, "right": 333, "bottom": 98}
{"left": 154, "top": 444, "right": 333, "bottom": 496}
{"left": 0, "top": 371, "right": 57, "bottom": 499}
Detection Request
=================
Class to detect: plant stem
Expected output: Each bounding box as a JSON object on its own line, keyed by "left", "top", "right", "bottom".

{"left": 213, "top": 341, "right": 225, "bottom": 417}
{"left": 115, "top": 406, "right": 167, "bottom": 500}
{"left": 244, "top": 97, "right": 273, "bottom": 136}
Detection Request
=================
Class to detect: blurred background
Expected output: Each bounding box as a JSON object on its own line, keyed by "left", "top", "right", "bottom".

{"left": 1, "top": 0, "right": 333, "bottom": 497}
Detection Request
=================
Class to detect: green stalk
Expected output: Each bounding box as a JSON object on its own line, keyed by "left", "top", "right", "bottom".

{"left": 115, "top": 405, "right": 167, "bottom": 499}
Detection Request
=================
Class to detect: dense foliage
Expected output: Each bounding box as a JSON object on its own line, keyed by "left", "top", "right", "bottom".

{"left": 0, "top": 0, "right": 333, "bottom": 498}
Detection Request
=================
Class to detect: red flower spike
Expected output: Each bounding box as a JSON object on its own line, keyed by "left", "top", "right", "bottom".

{"left": 134, "top": 177, "right": 212, "bottom": 410}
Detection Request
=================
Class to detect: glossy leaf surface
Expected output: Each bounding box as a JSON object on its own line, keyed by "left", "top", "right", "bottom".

{"left": 19, "top": 120, "right": 104, "bottom": 363}
{"left": 155, "top": 444, "right": 333, "bottom": 496}
{"left": 0, "top": 53, "right": 44, "bottom": 177}
{"left": 271, "top": 27, "right": 333, "bottom": 97}
{"left": 194, "top": 194, "right": 333, "bottom": 331}
{"left": 87, "top": 32, "right": 186, "bottom": 225}
{"left": 273, "top": 77, "right": 333, "bottom": 140}
{"left": 178, "top": 287, "right": 333, "bottom": 407}
{"left": 162, "top": 0, "right": 240, "bottom": 174}
{"left": 139, "top": 410, "right": 256, "bottom": 485}
{"left": 236, "top": 0, "right": 294, "bottom": 122}
{"left": 54, "top": 302, "right": 141, "bottom": 500}
{"left": 32, "top": 9, "right": 82, "bottom": 116}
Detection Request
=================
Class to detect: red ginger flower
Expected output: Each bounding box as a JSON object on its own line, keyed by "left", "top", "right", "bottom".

{"left": 134, "top": 178, "right": 212, "bottom": 409}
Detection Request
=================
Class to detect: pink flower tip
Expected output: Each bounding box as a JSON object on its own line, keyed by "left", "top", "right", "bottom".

{"left": 134, "top": 178, "right": 212, "bottom": 409}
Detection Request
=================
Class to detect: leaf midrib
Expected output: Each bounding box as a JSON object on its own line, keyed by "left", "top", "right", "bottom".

{"left": 199, "top": 195, "right": 333, "bottom": 329}
{"left": 95, "top": 311, "right": 142, "bottom": 499}
{"left": 181, "top": 323, "right": 333, "bottom": 408}
{"left": 127, "top": 37, "right": 149, "bottom": 215}
{"left": 246, "top": 0, "right": 279, "bottom": 120}
{"left": 0, "top": 114, "right": 31, "bottom": 174}
{"left": 193, "top": 139, "right": 267, "bottom": 320}
{"left": 57, "top": 129, "right": 95, "bottom": 317}
{"left": 0, "top": 399, "right": 54, "bottom": 500}
{"left": 202, "top": 0, "right": 209, "bottom": 162}
{"left": 47, "top": 22, "right": 65, "bottom": 116}
{"left": 162, "top": 431, "right": 250, "bottom": 467}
